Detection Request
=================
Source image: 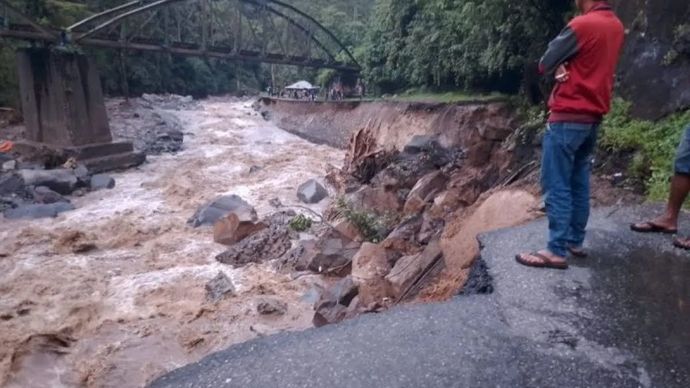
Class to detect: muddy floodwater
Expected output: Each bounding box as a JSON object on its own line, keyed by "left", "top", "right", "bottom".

{"left": 0, "top": 97, "right": 344, "bottom": 387}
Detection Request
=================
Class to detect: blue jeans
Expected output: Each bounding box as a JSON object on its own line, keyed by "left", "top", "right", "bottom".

{"left": 541, "top": 122, "right": 599, "bottom": 257}
{"left": 674, "top": 125, "right": 690, "bottom": 175}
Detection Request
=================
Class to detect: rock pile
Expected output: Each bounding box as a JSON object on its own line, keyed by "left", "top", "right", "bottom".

{"left": 0, "top": 161, "right": 116, "bottom": 220}
{"left": 108, "top": 95, "right": 187, "bottom": 155}
{"left": 295, "top": 131, "right": 515, "bottom": 326}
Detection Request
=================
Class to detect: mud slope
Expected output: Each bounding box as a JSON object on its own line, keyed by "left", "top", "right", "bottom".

{"left": 257, "top": 98, "right": 520, "bottom": 157}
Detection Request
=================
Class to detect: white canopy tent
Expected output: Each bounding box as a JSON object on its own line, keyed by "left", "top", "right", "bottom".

{"left": 284, "top": 81, "right": 320, "bottom": 90}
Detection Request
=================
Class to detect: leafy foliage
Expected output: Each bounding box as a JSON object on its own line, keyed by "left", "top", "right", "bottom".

{"left": 360, "top": 0, "right": 573, "bottom": 94}
{"left": 600, "top": 99, "right": 690, "bottom": 200}
{"left": 288, "top": 214, "right": 312, "bottom": 232}
{"left": 335, "top": 198, "right": 398, "bottom": 243}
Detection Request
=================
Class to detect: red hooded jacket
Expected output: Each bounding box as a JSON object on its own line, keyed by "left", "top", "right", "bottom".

{"left": 539, "top": 2, "right": 625, "bottom": 123}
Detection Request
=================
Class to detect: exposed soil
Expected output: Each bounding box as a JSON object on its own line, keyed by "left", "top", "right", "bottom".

{"left": 0, "top": 97, "right": 344, "bottom": 387}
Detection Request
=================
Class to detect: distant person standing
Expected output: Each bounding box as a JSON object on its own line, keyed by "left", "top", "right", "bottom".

{"left": 516, "top": 0, "right": 624, "bottom": 269}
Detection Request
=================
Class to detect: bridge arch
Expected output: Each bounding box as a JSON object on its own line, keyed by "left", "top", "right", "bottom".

{"left": 1, "top": 0, "right": 360, "bottom": 71}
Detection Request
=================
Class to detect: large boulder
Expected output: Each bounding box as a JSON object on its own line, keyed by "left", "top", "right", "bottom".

{"left": 381, "top": 215, "right": 424, "bottom": 256}
{"left": 215, "top": 225, "right": 291, "bottom": 267}
{"left": 312, "top": 277, "right": 360, "bottom": 327}
{"left": 370, "top": 152, "right": 438, "bottom": 191}
{"left": 188, "top": 195, "right": 257, "bottom": 227}
{"left": 297, "top": 179, "right": 328, "bottom": 204}
{"left": 33, "top": 186, "right": 69, "bottom": 204}
{"left": 17, "top": 169, "right": 78, "bottom": 195}
{"left": 346, "top": 186, "right": 403, "bottom": 215}
{"left": 307, "top": 230, "right": 361, "bottom": 275}
{"left": 0, "top": 174, "right": 27, "bottom": 196}
{"left": 351, "top": 243, "right": 394, "bottom": 307}
{"left": 3, "top": 202, "right": 75, "bottom": 220}
{"left": 278, "top": 240, "right": 318, "bottom": 272}
{"left": 386, "top": 241, "right": 443, "bottom": 299}
{"left": 90, "top": 174, "right": 116, "bottom": 190}
{"left": 333, "top": 219, "right": 364, "bottom": 242}
{"left": 403, "top": 135, "right": 438, "bottom": 155}
{"left": 403, "top": 171, "right": 448, "bottom": 215}
{"left": 213, "top": 213, "right": 267, "bottom": 246}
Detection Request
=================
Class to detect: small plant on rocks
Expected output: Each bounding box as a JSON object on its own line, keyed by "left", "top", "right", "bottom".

{"left": 335, "top": 198, "right": 398, "bottom": 243}
{"left": 289, "top": 214, "right": 313, "bottom": 232}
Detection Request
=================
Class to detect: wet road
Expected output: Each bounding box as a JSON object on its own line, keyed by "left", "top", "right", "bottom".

{"left": 150, "top": 205, "right": 690, "bottom": 387}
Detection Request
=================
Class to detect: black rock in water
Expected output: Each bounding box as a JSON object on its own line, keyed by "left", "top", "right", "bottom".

{"left": 188, "top": 195, "right": 257, "bottom": 228}
{"left": 3, "top": 202, "right": 75, "bottom": 219}
{"left": 90, "top": 174, "right": 116, "bottom": 190}
{"left": 17, "top": 169, "right": 78, "bottom": 195}
{"left": 205, "top": 272, "right": 235, "bottom": 303}
{"left": 33, "top": 186, "right": 70, "bottom": 204}
{"left": 297, "top": 179, "right": 328, "bottom": 204}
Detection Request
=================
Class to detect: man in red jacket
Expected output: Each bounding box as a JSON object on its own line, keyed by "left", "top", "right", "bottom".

{"left": 517, "top": 0, "right": 625, "bottom": 269}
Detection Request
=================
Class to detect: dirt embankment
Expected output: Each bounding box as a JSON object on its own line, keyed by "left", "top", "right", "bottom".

{"left": 256, "top": 98, "right": 520, "bottom": 155}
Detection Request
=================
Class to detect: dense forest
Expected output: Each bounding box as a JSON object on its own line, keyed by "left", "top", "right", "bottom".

{"left": 0, "top": 0, "right": 578, "bottom": 107}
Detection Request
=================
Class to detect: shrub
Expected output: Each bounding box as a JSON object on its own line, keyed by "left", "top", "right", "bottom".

{"left": 289, "top": 214, "right": 313, "bottom": 232}
{"left": 335, "top": 198, "right": 398, "bottom": 243}
{"left": 600, "top": 99, "right": 690, "bottom": 200}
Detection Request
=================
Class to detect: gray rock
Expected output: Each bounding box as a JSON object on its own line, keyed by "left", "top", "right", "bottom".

{"left": 74, "top": 164, "right": 89, "bottom": 180}
{"left": 307, "top": 230, "right": 361, "bottom": 275}
{"left": 313, "top": 301, "right": 349, "bottom": 328}
{"left": 249, "top": 165, "right": 262, "bottom": 174}
{"left": 3, "top": 202, "right": 75, "bottom": 219}
{"left": 256, "top": 298, "right": 287, "bottom": 316}
{"left": 205, "top": 272, "right": 235, "bottom": 303}
{"left": 297, "top": 179, "right": 328, "bottom": 204}
{"left": 0, "top": 174, "right": 25, "bottom": 196}
{"left": 90, "top": 174, "right": 116, "bottom": 190}
{"left": 386, "top": 241, "right": 442, "bottom": 299}
{"left": 33, "top": 186, "right": 69, "bottom": 204}
{"left": 330, "top": 276, "right": 359, "bottom": 306}
{"left": 188, "top": 195, "right": 258, "bottom": 228}
{"left": 2, "top": 160, "right": 16, "bottom": 171}
{"left": 215, "top": 225, "right": 291, "bottom": 268}
{"left": 17, "top": 169, "right": 78, "bottom": 195}
{"left": 403, "top": 135, "right": 438, "bottom": 154}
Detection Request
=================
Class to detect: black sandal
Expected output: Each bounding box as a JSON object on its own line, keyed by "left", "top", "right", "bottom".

{"left": 630, "top": 221, "right": 677, "bottom": 234}
{"left": 515, "top": 252, "right": 568, "bottom": 270}
{"left": 673, "top": 237, "right": 690, "bottom": 250}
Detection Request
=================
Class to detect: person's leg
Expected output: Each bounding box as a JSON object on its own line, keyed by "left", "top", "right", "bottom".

{"left": 633, "top": 125, "right": 690, "bottom": 232}
{"left": 520, "top": 123, "right": 578, "bottom": 266}
{"left": 567, "top": 124, "right": 598, "bottom": 250}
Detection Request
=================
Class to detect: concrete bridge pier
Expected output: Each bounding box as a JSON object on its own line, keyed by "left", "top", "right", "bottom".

{"left": 15, "top": 48, "right": 144, "bottom": 172}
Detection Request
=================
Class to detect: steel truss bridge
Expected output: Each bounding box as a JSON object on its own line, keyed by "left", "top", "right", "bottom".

{"left": 0, "top": 0, "right": 361, "bottom": 72}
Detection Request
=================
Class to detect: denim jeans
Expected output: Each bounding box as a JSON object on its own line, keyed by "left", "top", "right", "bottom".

{"left": 541, "top": 122, "right": 599, "bottom": 257}
{"left": 674, "top": 125, "right": 690, "bottom": 175}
